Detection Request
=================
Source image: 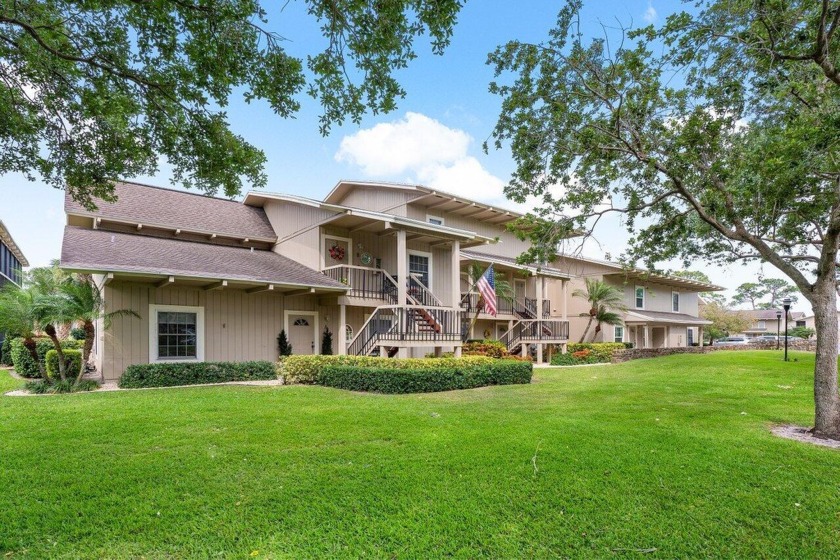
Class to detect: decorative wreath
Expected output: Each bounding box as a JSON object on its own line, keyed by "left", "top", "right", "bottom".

{"left": 328, "top": 244, "right": 345, "bottom": 261}
{"left": 483, "top": 328, "right": 493, "bottom": 339}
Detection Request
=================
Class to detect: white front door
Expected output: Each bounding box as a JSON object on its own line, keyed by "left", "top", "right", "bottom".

{"left": 288, "top": 314, "right": 316, "bottom": 355}
{"left": 514, "top": 279, "right": 526, "bottom": 301}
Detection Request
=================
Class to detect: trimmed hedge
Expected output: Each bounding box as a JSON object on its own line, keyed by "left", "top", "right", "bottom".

{"left": 119, "top": 360, "right": 276, "bottom": 388}
{"left": 10, "top": 338, "right": 82, "bottom": 377}
{"left": 320, "top": 359, "right": 533, "bottom": 394}
{"left": 119, "top": 361, "right": 277, "bottom": 389}
{"left": 551, "top": 342, "right": 626, "bottom": 366}
{"left": 277, "top": 355, "right": 497, "bottom": 385}
{"left": 45, "top": 349, "right": 83, "bottom": 380}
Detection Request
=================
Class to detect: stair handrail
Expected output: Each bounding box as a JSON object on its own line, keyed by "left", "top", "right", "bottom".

{"left": 407, "top": 273, "right": 443, "bottom": 307}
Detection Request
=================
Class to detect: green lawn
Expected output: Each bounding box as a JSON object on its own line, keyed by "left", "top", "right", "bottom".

{"left": 1, "top": 352, "right": 839, "bottom": 559}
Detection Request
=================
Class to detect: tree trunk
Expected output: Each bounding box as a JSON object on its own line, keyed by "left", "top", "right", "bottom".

{"left": 811, "top": 282, "right": 840, "bottom": 440}
{"left": 44, "top": 324, "right": 66, "bottom": 382}
{"left": 579, "top": 317, "right": 593, "bottom": 343}
{"left": 22, "top": 337, "right": 45, "bottom": 377}
{"left": 76, "top": 319, "right": 95, "bottom": 383}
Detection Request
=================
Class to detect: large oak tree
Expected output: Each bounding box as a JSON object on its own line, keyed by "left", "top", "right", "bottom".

{"left": 0, "top": 0, "right": 463, "bottom": 207}
{"left": 489, "top": 1, "right": 840, "bottom": 438}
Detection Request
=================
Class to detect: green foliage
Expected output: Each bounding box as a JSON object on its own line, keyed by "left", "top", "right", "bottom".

{"left": 788, "top": 327, "right": 815, "bottom": 340}
{"left": 551, "top": 343, "right": 626, "bottom": 366}
{"left": 10, "top": 337, "right": 81, "bottom": 378}
{"left": 320, "top": 360, "right": 533, "bottom": 394}
{"left": 321, "top": 327, "right": 333, "bottom": 356}
{"left": 45, "top": 349, "right": 83, "bottom": 380}
{"left": 572, "top": 279, "right": 627, "bottom": 342}
{"left": 0, "top": 0, "right": 463, "bottom": 205}
{"left": 119, "top": 361, "right": 276, "bottom": 389}
{"left": 277, "top": 330, "right": 292, "bottom": 356}
{"left": 700, "top": 302, "right": 752, "bottom": 341}
{"left": 24, "top": 379, "right": 98, "bottom": 394}
{"left": 277, "top": 355, "right": 497, "bottom": 385}
{"left": 70, "top": 328, "right": 86, "bottom": 341}
{"left": 0, "top": 336, "right": 13, "bottom": 366}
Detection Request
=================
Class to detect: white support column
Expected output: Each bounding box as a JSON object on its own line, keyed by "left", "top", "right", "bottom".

{"left": 699, "top": 326, "right": 704, "bottom": 346}
{"left": 644, "top": 326, "right": 651, "bottom": 349}
{"left": 665, "top": 326, "right": 671, "bottom": 348}
{"left": 454, "top": 346, "right": 462, "bottom": 357}
{"left": 537, "top": 344, "right": 543, "bottom": 364}
{"left": 396, "top": 229, "right": 407, "bottom": 305}
{"left": 562, "top": 280, "right": 568, "bottom": 320}
{"left": 536, "top": 275, "right": 544, "bottom": 319}
{"left": 450, "top": 240, "right": 461, "bottom": 308}
{"left": 338, "top": 304, "right": 347, "bottom": 355}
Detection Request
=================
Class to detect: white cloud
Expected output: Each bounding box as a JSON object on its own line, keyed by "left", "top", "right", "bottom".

{"left": 335, "top": 112, "right": 512, "bottom": 206}
{"left": 335, "top": 112, "right": 471, "bottom": 176}
{"left": 643, "top": 1, "right": 657, "bottom": 23}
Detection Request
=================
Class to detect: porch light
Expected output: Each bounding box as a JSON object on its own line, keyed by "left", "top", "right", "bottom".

{"left": 782, "top": 297, "right": 792, "bottom": 361}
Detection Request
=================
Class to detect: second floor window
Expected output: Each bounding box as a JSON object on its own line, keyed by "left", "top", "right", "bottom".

{"left": 427, "top": 215, "right": 444, "bottom": 226}
{"left": 758, "top": 320, "right": 766, "bottom": 329}
{"left": 672, "top": 291, "right": 680, "bottom": 313}
{"left": 635, "top": 286, "right": 645, "bottom": 309}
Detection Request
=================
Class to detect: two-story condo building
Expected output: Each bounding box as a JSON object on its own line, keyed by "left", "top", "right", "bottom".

{"left": 1, "top": 219, "right": 29, "bottom": 349}
{"left": 60, "top": 181, "right": 720, "bottom": 381}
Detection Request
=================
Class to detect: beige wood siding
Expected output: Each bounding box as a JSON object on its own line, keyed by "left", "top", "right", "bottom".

{"left": 262, "top": 200, "right": 337, "bottom": 270}
{"left": 338, "top": 187, "right": 418, "bottom": 215}
{"left": 102, "top": 281, "right": 319, "bottom": 381}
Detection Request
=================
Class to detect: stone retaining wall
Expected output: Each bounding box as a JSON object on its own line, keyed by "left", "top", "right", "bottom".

{"left": 612, "top": 341, "right": 817, "bottom": 363}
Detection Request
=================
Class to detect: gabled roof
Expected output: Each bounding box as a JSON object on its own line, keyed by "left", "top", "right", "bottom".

{"left": 0, "top": 220, "right": 29, "bottom": 266}
{"left": 244, "top": 191, "right": 497, "bottom": 248}
{"left": 741, "top": 309, "right": 807, "bottom": 320}
{"left": 323, "top": 180, "right": 526, "bottom": 226}
{"left": 60, "top": 226, "right": 346, "bottom": 291}
{"left": 460, "top": 249, "right": 570, "bottom": 279}
{"left": 65, "top": 181, "right": 277, "bottom": 242}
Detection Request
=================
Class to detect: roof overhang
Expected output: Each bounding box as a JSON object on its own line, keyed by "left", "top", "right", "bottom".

{"left": 245, "top": 191, "right": 497, "bottom": 248}
{"left": 604, "top": 271, "right": 724, "bottom": 292}
{"left": 0, "top": 220, "right": 29, "bottom": 266}
{"left": 459, "top": 251, "right": 570, "bottom": 279}
{"left": 624, "top": 311, "right": 713, "bottom": 325}
{"left": 60, "top": 265, "right": 349, "bottom": 294}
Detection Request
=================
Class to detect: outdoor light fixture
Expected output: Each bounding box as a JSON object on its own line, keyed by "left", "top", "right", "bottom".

{"left": 782, "top": 297, "right": 792, "bottom": 361}
{"left": 776, "top": 310, "right": 782, "bottom": 350}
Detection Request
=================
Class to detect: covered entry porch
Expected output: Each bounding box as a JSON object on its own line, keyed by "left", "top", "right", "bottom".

{"left": 624, "top": 311, "right": 712, "bottom": 349}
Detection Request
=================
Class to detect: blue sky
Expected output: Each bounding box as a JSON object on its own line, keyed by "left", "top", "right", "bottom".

{"left": 0, "top": 1, "right": 808, "bottom": 312}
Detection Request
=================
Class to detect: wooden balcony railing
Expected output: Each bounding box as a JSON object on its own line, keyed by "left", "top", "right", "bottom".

{"left": 323, "top": 265, "right": 398, "bottom": 302}
{"left": 348, "top": 305, "right": 465, "bottom": 355}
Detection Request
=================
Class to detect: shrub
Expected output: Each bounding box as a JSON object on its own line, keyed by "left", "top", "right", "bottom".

{"left": 277, "top": 355, "right": 498, "bottom": 384}
{"left": 70, "top": 327, "right": 87, "bottom": 340}
{"left": 25, "top": 379, "right": 98, "bottom": 394}
{"left": 10, "top": 338, "right": 82, "bottom": 377}
{"left": 321, "top": 327, "right": 333, "bottom": 355}
{"left": 320, "top": 359, "right": 533, "bottom": 394}
{"left": 45, "top": 349, "right": 83, "bottom": 380}
{"left": 1, "top": 336, "right": 13, "bottom": 366}
{"left": 551, "top": 342, "right": 625, "bottom": 366}
{"left": 119, "top": 360, "right": 276, "bottom": 388}
{"left": 462, "top": 339, "right": 509, "bottom": 358}
{"left": 277, "top": 330, "right": 292, "bottom": 356}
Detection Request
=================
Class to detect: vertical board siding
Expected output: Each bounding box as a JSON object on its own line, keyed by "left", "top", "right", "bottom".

{"left": 102, "top": 281, "right": 321, "bottom": 381}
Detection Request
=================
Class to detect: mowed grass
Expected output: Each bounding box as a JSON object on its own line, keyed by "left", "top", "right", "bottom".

{"left": 1, "top": 352, "right": 839, "bottom": 559}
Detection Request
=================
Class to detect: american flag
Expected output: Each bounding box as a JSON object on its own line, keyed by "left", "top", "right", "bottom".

{"left": 477, "top": 265, "right": 497, "bottom": 316}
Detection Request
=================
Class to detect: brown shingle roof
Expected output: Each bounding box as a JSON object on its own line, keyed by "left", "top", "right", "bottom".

{"left": 60, "top": 226, "right": 346, "bottom": 290}
{"left": 741, "top": 309, "right": 806, "bottom": 320}
{"left": 65, "top": 181, "right": 277, "bottom": 241}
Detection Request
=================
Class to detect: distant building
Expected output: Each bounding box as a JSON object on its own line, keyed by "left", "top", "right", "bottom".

{"left": 736, "top": 309, "right": 807, "bottom": 338}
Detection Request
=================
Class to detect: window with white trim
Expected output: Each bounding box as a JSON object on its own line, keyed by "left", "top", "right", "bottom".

{"left": 672, "top": 291, "right": 680, "bottom": 313}
{"left": 149, "top": 305, "right": 204, "bottom": 362}
{"left": 635, "top": 286, "right": 645, "bottom": 309}
{"left": 614, "top": 325, "right": 624, "bottom": 343}
{"left": 427, "top": 215, "right": 444, "bottom": 226}
{"left": 758, "top": 320, "right": 766, "bottom": 329}
{"left": 345, "top": 324, "right": 354, "bottom": 343}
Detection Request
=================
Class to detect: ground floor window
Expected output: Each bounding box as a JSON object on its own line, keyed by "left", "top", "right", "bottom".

{"left": 614, "top": 325, "right": 624, "bottom": 343}
{"left": 345, "top": 324, "right": 354, "bottom": 343}
{"left": 149, "top": 304, "right": 204, "bottom": 362}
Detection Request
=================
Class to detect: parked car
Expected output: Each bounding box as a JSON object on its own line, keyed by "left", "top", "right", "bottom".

{"left": 749, "top": 335, "right": 803, "bottom": 343}
{"left": 715, "top": 337, "right": 750, "bottom": 346}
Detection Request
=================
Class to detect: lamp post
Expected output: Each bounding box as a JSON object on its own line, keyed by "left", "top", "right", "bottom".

{"left": 776, "top": 310, "right": 782, "bottom": 350}
{"left": 783, "top": 297, "right": 792, "bottom": 361}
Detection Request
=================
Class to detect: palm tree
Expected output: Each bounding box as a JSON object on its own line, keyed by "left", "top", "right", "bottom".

{"left": 0, "top": 285, "right": 44, "bottom": 376}
{"left": 38, "top": 275, "right": 139, "bottom": 382}
{"left": 572, "top": 279, "right": 627, "bottom": 342}
{"left": 462, "top": 263, "right": 515, "bottom": 337}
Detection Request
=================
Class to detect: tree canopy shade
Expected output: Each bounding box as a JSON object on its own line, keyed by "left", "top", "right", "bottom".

{"left": 0, "top": 0, "right": 463, "bottom": 208}
{"left": 488, "top": 1, "right": 840, "bottom": 438}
